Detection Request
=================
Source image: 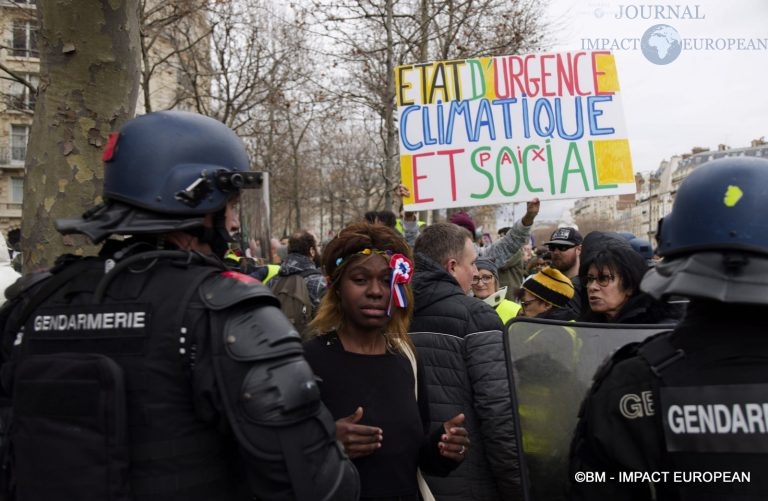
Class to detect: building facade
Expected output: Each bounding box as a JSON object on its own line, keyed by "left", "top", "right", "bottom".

{"left": 0, "top": 0, "right": 37, "bottom": 233}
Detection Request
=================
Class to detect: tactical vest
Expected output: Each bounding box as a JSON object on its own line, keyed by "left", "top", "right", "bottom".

{"left": 2, "top": 254, "right": 248, "bottom": 501}
{"left": 637, "top": 333, "right": 768, "bottom": 500}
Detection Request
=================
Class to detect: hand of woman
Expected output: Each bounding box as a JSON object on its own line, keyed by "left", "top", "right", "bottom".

{"left": 438, "top": 413, "right": 469, "bottom": 462}
{"left": 335, "top": 406, "right": 383, "bottom": 459}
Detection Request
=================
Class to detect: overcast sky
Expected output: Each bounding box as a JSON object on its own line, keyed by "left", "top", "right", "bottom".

{"left": 524, "top": 0, "right": 768, "bottom": 222}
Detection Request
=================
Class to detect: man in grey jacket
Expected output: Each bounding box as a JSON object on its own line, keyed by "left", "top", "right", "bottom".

{"left": 410, "top": 219, "right": 528, "bottom": 501}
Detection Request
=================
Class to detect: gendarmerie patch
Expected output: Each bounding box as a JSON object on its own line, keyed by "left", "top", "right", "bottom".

{"left": 661, "top": 384, "right": 768, "bottom": 453}
{"left": 23, "top": 304, "right": 150, "bottom": 355}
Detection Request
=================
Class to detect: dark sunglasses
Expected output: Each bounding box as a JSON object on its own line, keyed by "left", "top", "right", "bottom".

{"left": 547, "top": 244, "right": 573, "bottom": 252}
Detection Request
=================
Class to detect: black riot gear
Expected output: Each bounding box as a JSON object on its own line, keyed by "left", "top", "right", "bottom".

{"left": 0, "top": 111, "right": 359, "bottom": 500}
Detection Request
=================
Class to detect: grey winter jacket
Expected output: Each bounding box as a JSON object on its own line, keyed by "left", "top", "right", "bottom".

{"left": 409, "top": 254, "right": 523, "bottom": 501}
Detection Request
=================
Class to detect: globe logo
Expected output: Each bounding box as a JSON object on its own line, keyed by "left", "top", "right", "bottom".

{"left": 641, "top": 24, "right": 682, "bottom": 65}
{"left": 594, "top": 8, "right": 604, "bottom": 18}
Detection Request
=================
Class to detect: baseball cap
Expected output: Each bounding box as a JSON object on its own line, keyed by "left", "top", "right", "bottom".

{"left": 544, "top": 227, "right": 583, "bottom": 247}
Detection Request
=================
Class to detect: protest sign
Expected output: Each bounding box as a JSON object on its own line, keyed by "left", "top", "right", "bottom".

{"left": 396, "top": 51, "right": 635, "bottom": 211}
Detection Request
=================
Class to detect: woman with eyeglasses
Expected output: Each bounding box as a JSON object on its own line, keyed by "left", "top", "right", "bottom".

{"left": 577, "top": 232, "right": 683, "bottom": 324}
{"left": 518, "top": 266, "right": 577, "bottom": 320}
{"left": 471, "top": 258, "right": 521, "bottom": 324}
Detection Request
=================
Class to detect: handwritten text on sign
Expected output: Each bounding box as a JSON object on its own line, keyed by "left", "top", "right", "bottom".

{"left": 396, "top": 51, "right": 635, "bottom": 211}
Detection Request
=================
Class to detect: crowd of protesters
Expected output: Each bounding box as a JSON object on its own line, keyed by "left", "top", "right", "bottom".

{"left": 5, "top": 108, "right": 764, "bottom": 501}
{"left": 0, "top": 178, "right": 690, "bottom": 501}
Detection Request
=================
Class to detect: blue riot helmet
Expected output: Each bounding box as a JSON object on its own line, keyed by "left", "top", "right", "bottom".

{"left": 614, "top": 231, "right": 635, "bottom": 242}
{"left": 642, "top": 157, "right": 768, "bottom": 303}
{"left": 56, "top": 111, "right": 262, "bottom": 245}
{"left": 102, "top": 111, "right": 259, "bottom": 215}
{"left": 628, "top": 237, "right": 654, "bottom": 261}
{"left": 656, "top": 157, "right": 768, "bottom": 257}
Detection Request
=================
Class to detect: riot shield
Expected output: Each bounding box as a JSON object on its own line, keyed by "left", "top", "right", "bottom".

{"left": 238, "top": 171, "right": 271, "bottom": 262}
{"left": 504, "top": 317, "right": 675, "bottom": 501}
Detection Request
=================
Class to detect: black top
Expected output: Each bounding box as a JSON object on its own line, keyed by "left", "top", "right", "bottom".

{"left": 304, "top": 332, "right": 449, "bottom": 499}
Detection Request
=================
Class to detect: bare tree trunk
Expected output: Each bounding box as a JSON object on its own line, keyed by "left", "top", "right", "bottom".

{"left": 291, "top": 140, "right": 301, "bottom": 231}
{"left": 419, "top": 0, "right": 440, "bottom": 224}
{"left": 21, "top": 0, "right": 140, "bottom": 272}
{"left": 382, "top": 0, "right": 396, "bottom": 211}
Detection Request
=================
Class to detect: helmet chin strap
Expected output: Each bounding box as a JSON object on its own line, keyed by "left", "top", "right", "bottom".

{"left": 189, "top": 208, "right": 233, "bottom": 258}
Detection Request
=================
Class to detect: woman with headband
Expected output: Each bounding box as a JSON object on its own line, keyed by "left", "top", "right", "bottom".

{"left": 303, "top": 221, "right": 468, "bottom": 500}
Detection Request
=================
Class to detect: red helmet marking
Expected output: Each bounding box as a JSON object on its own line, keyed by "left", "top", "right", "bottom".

{"left": 102, "top": 132, "right": 120, "bottom": 162}
{"left": 221, "top": 270, "right": 260, "bottom": 284}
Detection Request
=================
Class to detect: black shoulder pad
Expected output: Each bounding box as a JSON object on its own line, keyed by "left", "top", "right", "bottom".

{"left": 635, "top": 330, "right": 681, "bottom": 378}
{"left": 224, "top": 305, "right": 303, "bottom": 362}
{"left": 587, "top": 330, "right": 675, "bottom": 397}
{"left": 590, "top": 340, "right": 642, "bottom": 389}
{"left": 199, "top": 271, "right": 280, "bottom": 311}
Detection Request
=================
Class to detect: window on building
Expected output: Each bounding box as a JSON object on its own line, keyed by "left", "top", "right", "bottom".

{"left": 10, "top": 177, "right": 24, "bottom": 204}
{"left": 11, "top": 125, "right": 30, "bottom": 163}
{"left": 12, "top": 19, "right": 38, "bottom": 58}
{"left": 9, "top": 74, "right": 38, "bottom": 111}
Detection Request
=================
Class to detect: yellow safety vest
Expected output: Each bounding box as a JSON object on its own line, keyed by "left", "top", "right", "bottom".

{"left": 495, "top": 298, "right": 522, "bottom": 324}
{"left": 262, "top": 264, "right": 280, "bottom": 284}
